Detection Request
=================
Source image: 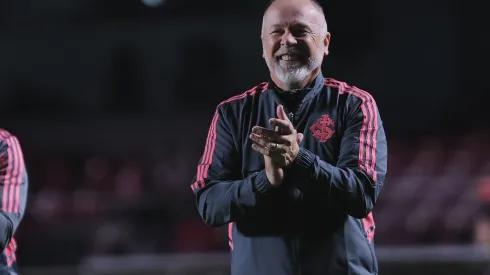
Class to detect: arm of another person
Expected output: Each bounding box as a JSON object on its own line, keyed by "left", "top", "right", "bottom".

{"left": 291, "top": 98, "right": 387, "bottom": 219}
{"left": 0, "top": 133, "right": 28, "bottom": 250}
{"left": 191, "top": 104, "right": 278, "bottom": 227}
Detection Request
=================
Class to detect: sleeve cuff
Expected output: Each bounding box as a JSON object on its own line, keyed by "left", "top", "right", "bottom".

{"left": 294, "top": 148, "right": 316, "bottom": 170}
{"left": 253, "top": 170, "right": 274, "bottom": 194}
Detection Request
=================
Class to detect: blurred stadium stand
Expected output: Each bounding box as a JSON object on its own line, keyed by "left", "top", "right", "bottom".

{"left": 9, "top": 131, "right": 490, "bottom": 274}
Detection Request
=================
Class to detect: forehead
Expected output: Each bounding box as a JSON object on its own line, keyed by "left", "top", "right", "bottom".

{"left": 264, "top": 1, "right": 323, "bottom": 29}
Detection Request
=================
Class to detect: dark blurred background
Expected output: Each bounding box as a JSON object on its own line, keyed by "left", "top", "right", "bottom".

{"left": 0, "top": 0, "right": 489, "bottom": 274}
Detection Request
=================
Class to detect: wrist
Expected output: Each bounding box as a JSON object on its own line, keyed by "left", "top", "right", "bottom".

{"left": 265, "top": 165, "right": 284, "bottom": 187}
{"left": 254, "top": 170, "right": 275, "bottom": 194}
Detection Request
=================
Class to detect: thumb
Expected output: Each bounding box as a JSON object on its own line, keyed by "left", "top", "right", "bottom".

{"left": 297, "top": 133, "right": 304, "bottom": 144}
{"left": 277, "top": 105, "right": 289, "bottom": 121}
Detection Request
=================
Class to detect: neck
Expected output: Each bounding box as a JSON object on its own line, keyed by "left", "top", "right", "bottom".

{"left": 271, "top": 68, "right": 321, "bottom": 91}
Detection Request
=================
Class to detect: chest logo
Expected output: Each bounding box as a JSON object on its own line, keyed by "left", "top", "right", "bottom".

{"left": 310, "top": 114, "right": 335, "bottom": 142}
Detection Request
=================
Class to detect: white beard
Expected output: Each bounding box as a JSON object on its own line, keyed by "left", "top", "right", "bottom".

{"left": 265, "top": 47, "right": 324, "bottom": 87}
{"left": 274, "top": 64, "right": 311, "bottom": 85}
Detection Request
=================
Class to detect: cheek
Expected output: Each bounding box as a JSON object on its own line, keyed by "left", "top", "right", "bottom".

{"left": 268, "top": 39, "right": 281, "bottom": 53}
{"left": 265, "top": 45, "right": 274, "bottom": 55}
{"left": 308, "top": 41, "right": 323, "bottom": 54}
{"left": 304, "top": 36, "right": 321, "bottom": 51}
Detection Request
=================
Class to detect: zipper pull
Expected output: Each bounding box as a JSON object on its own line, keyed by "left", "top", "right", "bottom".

{"left": 289, "top": 112, "right": 294, "bottom": 122}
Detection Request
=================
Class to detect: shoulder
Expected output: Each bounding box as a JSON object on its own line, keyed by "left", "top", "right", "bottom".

{"left": 0, "top": 129, "right": 22, "bottom": 155}
{"left": 215, "top": 82, "right": 270, "bottom": 112}
{"left": 0, "top": 129, "right": 17, "bottom": 146}
{"left": 324, "top": 78, "right": 377, "bottom": 106}
{"left": 0, "top": 129, "right": 15, "bottom": 141}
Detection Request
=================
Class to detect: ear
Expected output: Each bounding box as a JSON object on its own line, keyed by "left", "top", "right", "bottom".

{"left": 324, "top": 32, "right": 331, "bottom": 56}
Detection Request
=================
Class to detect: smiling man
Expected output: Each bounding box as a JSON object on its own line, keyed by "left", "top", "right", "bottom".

{"left": 190, "top": 0, "right": 388, "bottom": 274}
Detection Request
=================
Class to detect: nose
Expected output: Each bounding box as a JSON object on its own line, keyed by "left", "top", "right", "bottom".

{"left": 280, "top": 31, "right": 297, "bottom": 46}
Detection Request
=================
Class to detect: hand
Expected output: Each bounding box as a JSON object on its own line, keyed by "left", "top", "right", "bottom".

{"left": 250, "top": 105, "right": 304, "bottom": 168}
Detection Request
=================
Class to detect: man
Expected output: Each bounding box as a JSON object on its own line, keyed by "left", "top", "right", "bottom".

{"left": 0, "top": 129, "right": 28, "bottom": 275}
{"left": 191, "top": 0, "right": 387, "bottom": 274}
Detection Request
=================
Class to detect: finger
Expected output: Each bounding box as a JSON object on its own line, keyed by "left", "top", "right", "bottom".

{"left": 251, "top": 128, "right": 292, "bottom": 146}
{"left": 251, "top": 143, "right": 271, "bottom": 156}
{"left": 269, "top": 118, "right": 295, "bottom": 134}
{"left": 249, "top": 133, "right": 284, "bottom": 150}
{"left": 249, "top": 133, "right": 271, "bottom": 149}
{"left": 252, "top": 126, "right": 291, "bottom": 145}
{"left": 250, "top": 133, "right": 289, "bottom": 154}
{"left": 297, "top": 133, "right": 304, "bottom": 144}
{"left": 277, "top": 105, "right": 290, "bottom": 122}
{"left": 252, "top": 142, "right": 288, "bottom": 159}
{"left": 274, "top": 125, "right": 287, "bottom": 135}
{"left": 252, "top": 127, "right": 282, "bottom": 141}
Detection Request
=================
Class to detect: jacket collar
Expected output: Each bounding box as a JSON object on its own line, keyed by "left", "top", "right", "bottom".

{"left": 268, "top": 72, "right": 325, "bottom": 104}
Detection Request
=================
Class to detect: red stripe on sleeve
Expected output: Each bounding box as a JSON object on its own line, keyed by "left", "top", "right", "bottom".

{"left": 8, "top": 136, "right": 23, "bottom": 213}
{"left": 191, "top": 83, "right": 269, "bottom": 191}
{"left": 7, "top": 138, "right": 18, "bottom": 213}
{"left": 11, "top": 137, "right": 24, "bottom": 213}
{"left": 228, "top": 222, "right": 234, "bottom": 250}
{"left": 325, "top": 79, "right": 378, "bottom": 182}
{"left": 351, "top": 87, "right": 378, "bottom": 182}
{"left": 326, "top": 80, "right": 379, "bottom": 241}
{"left": 198, "top": 112, "right": 220, "bottom": 189}
{"left": 0, "top": 133, "right": 10, "bottom": 213}
{"left": 0, "top": 132, "right": 24, "bottom": 214}
{"left": 1, "top": 136, "right": 14, "bottom": 213}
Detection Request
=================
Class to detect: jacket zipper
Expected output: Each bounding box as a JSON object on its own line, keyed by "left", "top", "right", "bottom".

{"left": 289, "top": 112, "right": 295, "bottom": 126}
{"left": 288, "top": 110, "right": 300, "bottom": 274}
{"left": 290, "top": 111, "right": 300, "bottom": 275}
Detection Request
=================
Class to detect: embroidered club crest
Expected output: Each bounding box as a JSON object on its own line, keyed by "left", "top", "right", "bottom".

{"left": 310, "top": 114, "right": 335, "bottom": 142}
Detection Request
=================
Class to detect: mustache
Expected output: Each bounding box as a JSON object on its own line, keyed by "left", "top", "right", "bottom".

{"left": 274, "top": 47, "right": 304, "bottom": 57}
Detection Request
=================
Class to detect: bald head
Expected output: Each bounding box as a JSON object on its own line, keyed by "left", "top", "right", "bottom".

{"left": 265, "top": 0, "right": 326, "bottom": 21}
{"left": 262, "top": 0, "right": 328, "bottom": 38}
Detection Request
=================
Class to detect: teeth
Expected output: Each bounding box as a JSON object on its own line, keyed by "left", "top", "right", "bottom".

{"left": 281, "top": 55, "right": 293, "bottom": 61}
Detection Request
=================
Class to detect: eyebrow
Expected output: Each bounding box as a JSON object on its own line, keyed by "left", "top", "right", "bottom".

{"left": 269, "top": 24, "right": 284, "bottom": 30}
{"left": 269, "top": 22, "right": 312, "bottom": 31}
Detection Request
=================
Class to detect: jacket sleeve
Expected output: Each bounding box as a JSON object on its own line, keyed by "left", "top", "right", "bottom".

{"left": 291, "top": 97, "right": 387, "bottom": 219}
{"left": 0, "top": 134, "right": 28, "bottom": 250}
{"left": 191, "top": 104, "right": 276, "bottom": 227}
